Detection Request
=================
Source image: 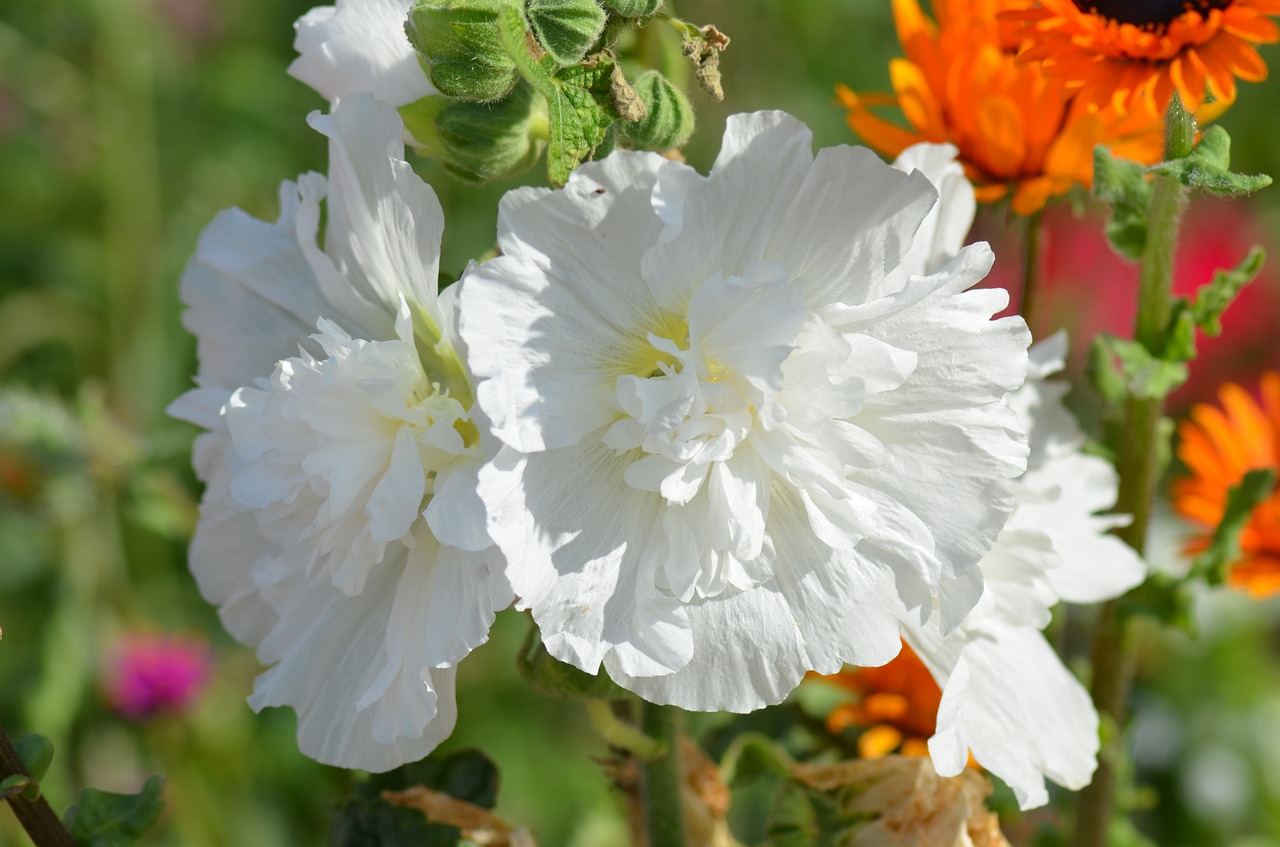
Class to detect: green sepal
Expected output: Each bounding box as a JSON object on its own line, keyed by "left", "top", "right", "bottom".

{"left": 1190, "top": 245, "right": 1265, "bottom": 335}
{"left": 1093, "top": 145, "right": 1152, "bottom": 261}
{"left": 525, "top": 0, "right": 607, "bottom": 67}
{"left": 1086, "top": 333, "right": 1130, "bottom": 408}
{"left": 14, "top": 733, "right": 54, "bottom": 783}
{"left": 0, "top": 774, "right": 40, "bottom": 803}
{"left": 406, "top": 0, "right": 519, "bottom": 103}
{"left": 620, "top": 70, "right": 694, "bottom": 149}
{"left": 400, "top": 84, "right": 546, "bottom": 183}
{"left": 63, "top": 775, "right": 165, "bottom": 847}
{"left": 517, "top": 622, "right": 630, "bottom": 699}
{"left": 1149, "top": 126, "right": 1272, "bottom": 196}
{"left": 1093, "top": 333, "right": 1188, "bottom": 399}
{"left": 330, "top": 750, "right": 499, "bottom": 847}
{"left": 499, "top": 5, "right": 615, "bottom": 184}
{"left": 1191, "top": 468, "right": 1276, "bottom": 587}
{"left": 600, "top": 0, "right": 662, "bottom": 16}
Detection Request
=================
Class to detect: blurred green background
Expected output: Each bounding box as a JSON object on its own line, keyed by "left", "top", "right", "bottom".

{"left": 2, "top": 1, "right": 1280, "bottom": 844}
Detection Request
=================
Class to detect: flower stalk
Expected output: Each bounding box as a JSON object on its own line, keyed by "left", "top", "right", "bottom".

{"left": 0, "top": 726, "right": 76, "bottom": 847}
{"left": 640, "top": 703, "right": 686, "bottom": 847}
{"left": 1072, "top": 94, "right": 1194, "bottom": 847}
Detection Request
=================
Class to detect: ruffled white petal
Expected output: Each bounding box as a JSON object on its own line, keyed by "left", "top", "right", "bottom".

{"left": 289, "top": 0, "right": 435, "bottom": 108}
{"left": 885, "top": 143, "right": 976, "bottom": 294}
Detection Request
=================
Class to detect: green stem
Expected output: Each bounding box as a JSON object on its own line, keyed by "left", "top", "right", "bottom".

{"left": 640, "top": 703, "right": 685, "bottom": 847}
{"left": 0, "top": 727, "right": 76, "bottom": 847}
{"left": 1020, "top": 209, "right": 1044, "bottom": 335}
{"left": 585, "top": 701, "right": 665, "bottom": 760}
{"left": 1072, "top": 94, "right": 1193, "bottom": 847}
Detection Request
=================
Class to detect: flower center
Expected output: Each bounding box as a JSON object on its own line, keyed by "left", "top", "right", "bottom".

{"left": 1072, "top": 0, "right": 1232, "bottom": 29}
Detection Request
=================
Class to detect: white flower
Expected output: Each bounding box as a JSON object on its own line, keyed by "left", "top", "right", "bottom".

{"left": 869, "top": 145, "right": 1146, "bottom": 809}
{"left": 459, "top": 113, "right": 1030, "bottom": 713}
{"left": 168, "top": 94, "right": 510, "bottom": 771}
{"left": 289, "top": 0, "right": 435, "bottom": 107}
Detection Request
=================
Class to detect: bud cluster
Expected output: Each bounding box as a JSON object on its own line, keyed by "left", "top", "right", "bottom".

{"left": 401, "top": 0, "right": 719, "bottom": 184}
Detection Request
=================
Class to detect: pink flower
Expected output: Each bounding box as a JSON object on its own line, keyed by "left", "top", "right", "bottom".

{"left": 104, "top": 634, "right": 211, "bottom": 721}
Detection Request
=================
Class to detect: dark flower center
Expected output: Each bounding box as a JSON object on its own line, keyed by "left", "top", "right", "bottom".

{"left": 1073, "top": 0, "right": 1233, "bottom": 29}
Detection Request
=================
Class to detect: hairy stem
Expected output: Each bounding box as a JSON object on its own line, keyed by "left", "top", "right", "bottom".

{"left": 1072, "top": 94, "right": 1193, "bottom": 847}
{"left": 640, "top": 703, "right": 685, "bottom": 847}
{"left": 0, "top": 727, "right": 75, "bottom": 847}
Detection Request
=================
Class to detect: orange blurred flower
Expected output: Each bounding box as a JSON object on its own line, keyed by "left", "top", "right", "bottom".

{"left": 816, "top": 642, "right": 942, "bottom": 761}
{"left": 838, "top": 0, "right": 1166, "bottom": 215}
{"left": 1008, "top": 0, "right": 1278, "bottom": 116}
{"left": 1174, "top": 372, "right": 1280, "bottom": 596}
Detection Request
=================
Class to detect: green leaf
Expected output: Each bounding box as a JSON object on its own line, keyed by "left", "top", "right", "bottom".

{"left": 1190, "top": 246, "right": 1266, "bottom": 336}
{"left": 63, "top": 775, "right": 165, "bottom": 847}
{"left": 330, "top": 750, "right": 500, "bottom": 847}
{"left": 1094, "top": 334, "right": 1188, "bottom": 399}
{"left": 767, "top": 782, "right": 864, "bottom": 847}
{"left": 1149, "top": 126, "right": 1272, "bottom": 196}
{"left": 1192, "top": 468, "right": 1277, "bottom": 586}
{"left": 14, "top": 733, "right": 54, "bottom": 783}
{"left": 517, "top": 622, "right": 629, "bottom": 700}
{"left": 0, "top": 774, "right": 40, "bottom": 802}
{"left": 718, "top": 732, "right": 795, "bottom": 787}
{"left": 498, "top": 5, "right": 615, "bottom": 184}
{"left": 1086, "top": 334, "right": 1129, "bottom": 407}
{"left": 1092, "top": 145, "right": 1151, "bottom": 261}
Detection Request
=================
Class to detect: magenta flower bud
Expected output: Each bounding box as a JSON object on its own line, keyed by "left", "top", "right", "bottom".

{"left": 104, "top": 633, "right": 211, "bottom": 721}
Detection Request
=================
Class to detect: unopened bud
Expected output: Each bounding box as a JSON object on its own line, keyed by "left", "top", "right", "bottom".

{"left": 525, "top": 0, "right": 607, "bottom": 67}
{"left": 406, "top": 0, "right": 519, "bottom": 103}
{"left": 621, "top": 70, "right": 694, "bottom": 149}
{"left": 402, "top": 84, "right": 546, "bottom": 181}
{"left": 600, "top": 0, "right": 662, "bottom": 17}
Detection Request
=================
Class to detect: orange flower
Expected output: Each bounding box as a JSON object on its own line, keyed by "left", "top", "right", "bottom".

{"left": 1008, "top": 0, "right": 1278, "bottom": 116}
{"left": 1174, "top": 372, "right": 1280, "bottom": 596}
{"left": 817, "top": 642, "right": 942, "bottom": 761}
{"left": 838, "top": 0, "right": 1166, "bottom": 215}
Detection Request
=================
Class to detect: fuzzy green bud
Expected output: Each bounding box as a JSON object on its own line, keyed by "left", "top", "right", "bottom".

{"left": 401, "top": 84, "right": 546, "bottom": 181}
{"left": 600, "top": 0, "right": 661, "bottom": 17}
{"left": 621, "top": 70, "right": 694, "bottom": 149}
{"left": 525, "top": 0, "right": 607, "bottom": 66}
{"left": 406, "top": 0, "right": 519, "bottom": 103}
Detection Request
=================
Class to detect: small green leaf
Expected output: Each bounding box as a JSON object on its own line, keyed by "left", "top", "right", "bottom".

{"left": 517, "top": 622, "right": 629, "bottom": 699}
{"left": 1086, "top": 334, "right": 1129, "bottom": 407}
{"left": 1192, "top": 468, "right": 1277, "bottom": 586}
{"left": 1190, "top": 246, "right": 1266, "bottom": 336}
{"left": 1093, "top": 146, "right": 1151, "bottom": 261}
{"left": 0, "top": 774, "right": 40, "bottom": 802}
{"left": 14, "top": 733, "right": 54, "bottom": 783}
{"left": 63, "top": 775, "right": 165, "bottom": 847}
{"left": 719, "top": 732, "right": 795, "bottom": 787}
{"left": 525, "top": 0, "right": 607, "bottom": 67}
{"left": 1149, "top": 126, "right": 1272, "bottom": 196}
{"left": 331, "top": 750, "right": 500, "bottom": 847}
{"left": 1094, "top": 334, "right": 1188, "bottom": 399}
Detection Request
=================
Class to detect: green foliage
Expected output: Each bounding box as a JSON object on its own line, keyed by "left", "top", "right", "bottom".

{"left": 1192, "top": 468, "right": 1277, "bottom": 587}
{"left": 14, "top": 733, "right": 54, "bottom": 783}
{"left": 526, "top": 0, "right": 608, "bottom": 67}
{"left": 1091, "top": 334, "right": 1188, "bottom": 400}
{"left": 1093, "top": 145, "right": 1152, "bottom": 261}
{"left": 406, "top": 0, "right": 520, "bottom": 103}
{"left": 1189, "top": 246, "right": 1266, "bottom": 336}
{"left": 402, "top": 84, "right": 546, "bottom": 185}
{"left": 600, "top": 0, "right": 662, "bottom": 17}
{"left": 330, "top": 750, "right": 499, "bottom": 847}
{"left": 517, "top": 621, "right": 629, "bottom": 699}
{"left": 0, "top": 774, "right": 40, "bottom": 803}
{"left": 1150, "top": 126, "right": 1272, "bottom": 196}
{"left": 621, "top": 70, "right": 695, "bottom": 149}
{"left": 63, "top": 775, "right": 165, "bottom": 847}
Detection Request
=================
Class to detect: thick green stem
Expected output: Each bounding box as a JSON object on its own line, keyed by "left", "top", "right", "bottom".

{"left": 1020, "top": 209, "right": 1044, "bottom": 335}
{"left": 640, "top": 703, "right": 685, "bottom": 847}
{"left": 0, "top": 727, "right": 75, "bottom": 847}
{"left": 1072, "top": 95, "right": 1193, "bottom": 847}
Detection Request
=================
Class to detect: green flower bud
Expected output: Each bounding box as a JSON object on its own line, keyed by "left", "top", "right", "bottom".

{"left": 620, "top": 70, "right": 694, "bottom": 149}
{"left": 600, "top": 0, "right": 662, "bottom": 17}
{"left": 525, "top": 0, "right": 607, "bottom": 67}
{"left": 400, "top": 83, "right": 547, "bottom": 181}
{"left": 406, "top": 0, "right": 519, "bottom": 103}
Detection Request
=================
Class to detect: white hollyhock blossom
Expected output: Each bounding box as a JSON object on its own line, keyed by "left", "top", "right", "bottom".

{"left": 290, "top": 0, "right": 434, "bottom": 107}
{"left": 877, "top": 144, "right": 1146, "bottom": 808}
{"left": 168, "top": 94, "right": 510, "bottom": 771}
{"left": 459, "top": 113, "right": 1031, "bottom": 714}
